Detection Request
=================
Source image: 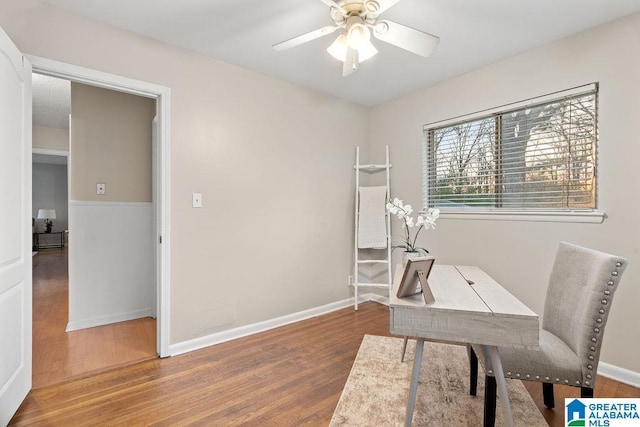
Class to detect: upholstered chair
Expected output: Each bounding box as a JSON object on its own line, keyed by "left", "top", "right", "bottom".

{"left": 469, "top": 242, "right": 628, "bottom": 424}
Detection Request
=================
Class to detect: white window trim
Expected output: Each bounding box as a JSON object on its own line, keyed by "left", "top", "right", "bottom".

{"left": 433, "top": 209, "right": 605, "bottom": 223}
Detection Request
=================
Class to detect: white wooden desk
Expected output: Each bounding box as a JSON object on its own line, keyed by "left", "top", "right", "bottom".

{"left": 389, "top": 265, "right": 539, "bottom": 427}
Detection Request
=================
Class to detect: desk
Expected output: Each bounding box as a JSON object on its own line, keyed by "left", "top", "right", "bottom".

{"left": 390, "top": 265, "right": 539, "bottom": 427}
{"left": 33, "top": 231, "right": 65, "bottom": 250}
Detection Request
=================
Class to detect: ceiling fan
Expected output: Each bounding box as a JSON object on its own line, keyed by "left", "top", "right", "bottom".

{"left": 272, "top": 0, "right": 440, "bottom": 77}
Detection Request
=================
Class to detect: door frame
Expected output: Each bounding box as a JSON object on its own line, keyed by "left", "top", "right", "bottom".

{"left": 28, "top": 55, "right": 171, "bottom": 357}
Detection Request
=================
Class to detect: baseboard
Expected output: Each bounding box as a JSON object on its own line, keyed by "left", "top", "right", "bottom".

{"left": 598, "top": 361, "right": 640, "bottom": 388}
{"left": 66, "top": 308, "right": 153, "bottom": 332}
{"left": 169, "top": 293, "right": 386, "bottom": 357}
{"left": 171, "top": 292, "right": 639, "bottom": 386}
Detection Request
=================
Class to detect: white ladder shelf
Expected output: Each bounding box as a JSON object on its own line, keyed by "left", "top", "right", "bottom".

{"left": 353, "top": 145, "right": 392, "bottom": 310}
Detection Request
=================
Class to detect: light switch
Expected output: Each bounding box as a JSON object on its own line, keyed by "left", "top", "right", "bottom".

{"left": 192, "top": 193, "right": 202, "bottom": 208}
{"left": 97, "top": 183, "right": 106, "bottom": 195}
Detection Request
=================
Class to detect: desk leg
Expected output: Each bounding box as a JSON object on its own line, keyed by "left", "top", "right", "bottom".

{"left": 487, "top": 346, "right": 514, "bottom": 427}
{"left": 405, "top": 337, "right": 424, "bottom": 427}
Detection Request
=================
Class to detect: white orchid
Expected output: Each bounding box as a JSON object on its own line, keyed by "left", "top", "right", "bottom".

{"left": 386, "top": 198, "right": 440, "bottom": 254}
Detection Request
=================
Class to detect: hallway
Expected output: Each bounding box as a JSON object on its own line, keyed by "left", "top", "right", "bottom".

{"left": 32, "top": 248, "right": 157, "bottom": 388}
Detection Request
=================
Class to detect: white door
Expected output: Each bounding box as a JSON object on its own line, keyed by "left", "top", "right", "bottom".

{"left": 0, "top": 26, "right": 32, "bottom": 425}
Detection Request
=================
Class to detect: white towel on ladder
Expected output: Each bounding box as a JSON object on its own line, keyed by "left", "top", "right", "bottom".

{"left": 357, "top": 186, "right": 388, "bottom": 249}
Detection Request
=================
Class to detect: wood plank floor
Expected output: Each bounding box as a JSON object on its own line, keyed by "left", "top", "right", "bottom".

{"left": 32, "top": 247, "right": 157, "bottom": 389}
{"left": 16, "top": 278, "right": 640, "bottom": 425}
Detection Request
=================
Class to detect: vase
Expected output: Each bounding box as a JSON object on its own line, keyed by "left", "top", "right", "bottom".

{"left": 402, "top": 251, "right": 421, "bottom": 267}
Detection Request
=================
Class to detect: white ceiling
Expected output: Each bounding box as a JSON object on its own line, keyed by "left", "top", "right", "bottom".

{"left": 32, "top": 73, "right": 70, "bottom": 129}
{"left": 36, "top": 0, "right": 640, "bottom": 106}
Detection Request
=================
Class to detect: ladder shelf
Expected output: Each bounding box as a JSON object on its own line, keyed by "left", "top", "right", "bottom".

{"left": 353, "top": 145, "right": 392, "bottom": 310}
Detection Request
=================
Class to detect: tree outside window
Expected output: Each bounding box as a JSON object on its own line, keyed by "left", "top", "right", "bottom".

{"left": 425, "top": 88, "right": 597, "bottom": 211}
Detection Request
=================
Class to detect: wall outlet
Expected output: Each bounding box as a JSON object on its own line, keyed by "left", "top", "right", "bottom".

{"left": 348, "top": 275, "right": 353, "bottom": 286}
{"left": 96, "top": 182, "right": 106, "bottom": 195}
{"left": 192, "top": 193, "right": 202, "bottom": 208}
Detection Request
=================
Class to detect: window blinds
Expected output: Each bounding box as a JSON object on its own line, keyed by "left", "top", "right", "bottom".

{"left": 424, "top": 85, "right": 597, "bottom": 211}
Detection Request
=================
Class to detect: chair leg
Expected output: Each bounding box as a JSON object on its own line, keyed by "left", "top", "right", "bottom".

{"left": 483, "top": 375, "right": 497, "bottom": 427}
{"left": 542, "top": 382, "right": 555, "bottom": 409}
{"left": 469, "top": 346, "right": 478, "bottom": 396}
{"left": 581, "top": 387, "right": 594, "bottom": 398}
{"left": 401, "top": 336, "right": 409, "bottom": 362}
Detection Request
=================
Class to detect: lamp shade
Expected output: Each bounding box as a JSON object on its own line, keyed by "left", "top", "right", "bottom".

{"left": 37, "top": 209, "right": 56, "bottom": 220}
{"left": 327, "top": 33, "right": 378, "bottom": 63}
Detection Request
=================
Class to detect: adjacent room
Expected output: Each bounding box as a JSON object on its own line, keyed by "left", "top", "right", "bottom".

{"left": 1, "top": 0, "right": 640, "bottom": 425}
{"left": 30, "top": 74, "right": 158, "bottom": 388}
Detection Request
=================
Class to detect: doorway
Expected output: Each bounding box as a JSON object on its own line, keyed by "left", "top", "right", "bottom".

{"left": 31, "top": 73, "right": 161, "bottom": 387}
{"left": 28, "top": 55, "right": 171, "bottom": 359}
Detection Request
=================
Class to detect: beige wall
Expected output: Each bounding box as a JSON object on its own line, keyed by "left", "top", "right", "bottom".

{"left": 33, "top": 125, "right": 68, "bottom": 151}
{"left": 0, "top": 0, "right": 370, "bottom": 344}
{"left": 371, "top": 13, "right": 640, "bottom": 373}
{"left": 70, "top": 83, "right": 154, "bottom": 202}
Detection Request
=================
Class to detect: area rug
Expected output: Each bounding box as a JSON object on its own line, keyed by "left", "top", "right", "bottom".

{"left": 330, "top": 335, "right": 546, "bottom": 426}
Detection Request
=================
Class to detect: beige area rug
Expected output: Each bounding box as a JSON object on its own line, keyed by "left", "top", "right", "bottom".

{"left": 330, "top": 335, "right": 547, "bottom": 426}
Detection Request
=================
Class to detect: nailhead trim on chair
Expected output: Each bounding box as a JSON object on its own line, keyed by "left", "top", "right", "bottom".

{"left": 580, "top": 260, "right": 625, "bottom": 392}
{"left": 504, "top": 262, "right": 629, "bottom": 390}
{"left": 495, "top": 260, "right": 625, "bottom": 392}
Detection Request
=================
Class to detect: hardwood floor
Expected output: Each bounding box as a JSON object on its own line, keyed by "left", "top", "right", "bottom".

{"left": 15, "top": 296, "right": 640, "bottom": 425}
{"left": 523, "top": 378, "right": 640, "bottom": 426}
{"left": 32, "top": 247, "right": 157, "bottom": 389}
{"left": 12, "top": 301, "right": 391, "bottom": 425}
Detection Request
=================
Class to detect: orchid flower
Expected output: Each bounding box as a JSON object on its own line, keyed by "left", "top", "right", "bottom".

{"left": 386, "top": 198, "right": 440, "bottom": 254}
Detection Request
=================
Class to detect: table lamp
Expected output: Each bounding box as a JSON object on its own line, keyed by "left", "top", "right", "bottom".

{"left": 37, "top": 209, "right": 56, "bottom": 233}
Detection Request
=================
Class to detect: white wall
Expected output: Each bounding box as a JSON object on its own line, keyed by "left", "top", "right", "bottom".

{"left": 67, "top": 201, "right": 154, "bottom": 330}
{"left": 0, "top": 1, "right": 370, "bottom": 344}
{"left": 371, "top": 13, "right": 640, "bottom": 374}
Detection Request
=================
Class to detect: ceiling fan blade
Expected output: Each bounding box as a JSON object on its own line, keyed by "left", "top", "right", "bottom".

{"left": 318, "top": 0, "right": 347, "bottom": 14}
{"left": 365, "top": 0, "right": 402, "bottom": 15}
{"left": 372, "top": 20, "right": 439, "bottom": 57}
{"left": 273, "top": 26, "right": 340, "bottom": 51}
{"left": 343, "top": 47, "right": 358, "bottom": 77}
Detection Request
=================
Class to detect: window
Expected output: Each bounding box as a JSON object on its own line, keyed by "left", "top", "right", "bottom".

{"left": 423, "top": 84, "right": 598, "bottom": 217}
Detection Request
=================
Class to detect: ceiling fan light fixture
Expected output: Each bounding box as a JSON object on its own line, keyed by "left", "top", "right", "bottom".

{"left": 327, "top": 33, "right": 348, "bottom": 61}
{"left": 273, "top": 0, "right": 438, "bottom": 76}
{"left": 327, "top": 32, "right": 378, "bottom": 63}
{"left": 357, "top": 38, "right": 378, "bottom": 62}
{"left": 346, "top": 22, "right": 370, "bottom": 49}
